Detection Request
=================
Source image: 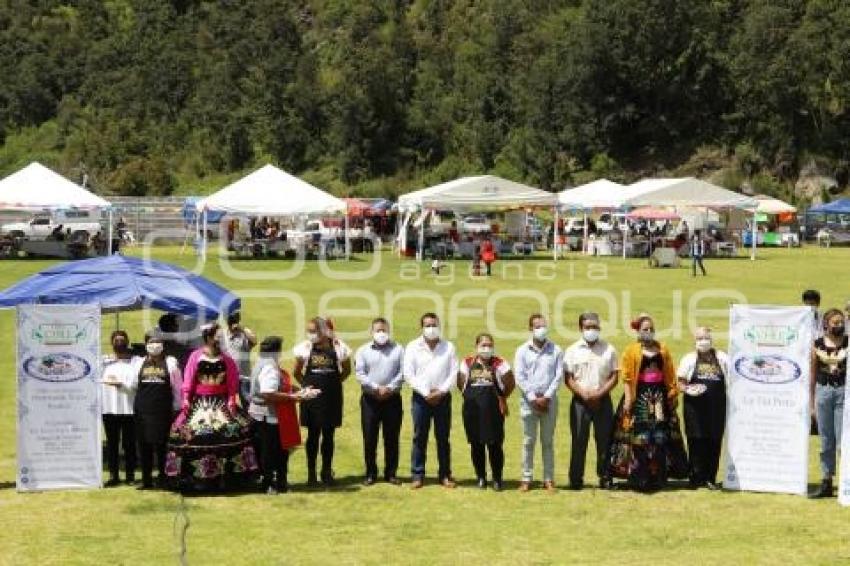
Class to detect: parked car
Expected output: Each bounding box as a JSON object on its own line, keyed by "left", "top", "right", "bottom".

{"left": 563, "top": 217, "right": 585, "bottom": 235}
{"left": 597, "top": 213, "right": 629, "bottom": 232}
{"left": 461, "top": 215, "right": 491, "bottom": 233}
{"left": 1, "top": 210, "right": 103, "bottom": 242}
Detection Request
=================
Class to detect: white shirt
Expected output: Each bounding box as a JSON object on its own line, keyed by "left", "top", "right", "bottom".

{"left": 564, "top": 339, "right": 618, "bottom": 390}
{"left": 403, "top": 337, "right": 459, "bottom": 396}
{"left": 677, "top": 350, "right": 730, "bottom": 382}
{"left": 248, "top": 359, "right": 280, "bottom": 424}
{"left": 101, "top": 356, "right": 139, "bottom": 415}
{"left": 459, "top": 356, "right": 510, "bottom": 390}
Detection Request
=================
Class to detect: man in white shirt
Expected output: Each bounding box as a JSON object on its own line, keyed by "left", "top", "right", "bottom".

{"left": 564, "top": 312, "right": 619, "bottom": 490}
{"left": 355, "top": 318, "right": 405, "bottom": 486}
{"left": 514, "top": 314, "right": 563, "bottom": 492}
{"left": 403, "top": 312, "right": 458, "bottom": 489}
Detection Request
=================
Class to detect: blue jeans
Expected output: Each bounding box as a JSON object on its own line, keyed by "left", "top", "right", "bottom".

{"left": 816, "top": 383, "right": 845, "bottom": 478}
{"left": 411, "top": 392, "right": 452, "bottom": 481}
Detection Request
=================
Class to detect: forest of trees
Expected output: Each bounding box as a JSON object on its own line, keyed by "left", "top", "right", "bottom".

{"left": 0, "top": 0, "right": 849, "bottom": 199}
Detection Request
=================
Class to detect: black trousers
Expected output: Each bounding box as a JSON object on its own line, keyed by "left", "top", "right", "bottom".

{"left": 361, "top": 393, "right": 403, "bottom": 479}
{"left": 687, "top": 436, "right": 723, "bottom": 484}
{"left": 259, "top": 421, "right": 289, "bottom": 489}
{"left": 139, "top": 441, "right": 166, "bottom": 485}
{"left": 103, "top": 414, "right": 136, "bottom": 480}
{"left": 471, "top": 442, "right": 504, "bottom": 482}
{"left": 305, "top": 425, "right": 336, "bottom": 474}
{"left": 569, "top": 396, "right": 614, "bottom": 484}
{"left": 692, "top": 256, "right": 707, "bottom": 276}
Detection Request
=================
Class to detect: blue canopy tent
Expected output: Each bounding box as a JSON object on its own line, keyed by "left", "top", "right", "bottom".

{"left": 0, "top": 255, "right": 239, "bottom": 318}
{"left": 807, "top": 198, "right": 850, "bottom": 215}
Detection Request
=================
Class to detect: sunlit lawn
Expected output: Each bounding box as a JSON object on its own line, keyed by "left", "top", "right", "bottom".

{"left": 0, "top": 245, "right": 849, "bottom": 564}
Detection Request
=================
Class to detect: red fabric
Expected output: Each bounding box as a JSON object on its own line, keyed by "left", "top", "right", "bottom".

{"left": 276, "top": 369, "right": 301, "bottom": 450}
{"left": 481, "top": 240, "right": 496, "bottom": 263}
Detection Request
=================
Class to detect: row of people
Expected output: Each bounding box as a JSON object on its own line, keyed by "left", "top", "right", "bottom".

{"left": 99, "top": 307, "right": 847, "bottom": 498}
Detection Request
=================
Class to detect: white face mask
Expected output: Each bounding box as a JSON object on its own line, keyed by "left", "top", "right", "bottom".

{"left": 582, "top": 329, "right": 600, "bottom": 343}
{"left": 373, "top": 331, "right": 389, "bottom": 346}
{"left": 307, "top": 332, "right": 320, "bottom": 344}
{"left": 146, "top": 342, "right": 164, "bottom": 356}
{"left": 477, "top": 346, "right": 494, "bottom": 359}
{"left": 422, "top": 326, "right": 441, "bottom": 340}
{"left": 639, "top": 330, "right": 655, "bottom": 343}
{"left": 696, "top": 338, "right": 712, "bottom": 353}
{"left": 532, "top": 327, "right": 548, "bottom": 341}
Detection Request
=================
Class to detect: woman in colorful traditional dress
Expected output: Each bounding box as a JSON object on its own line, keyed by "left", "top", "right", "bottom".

{"left": 294, "top": 317, "right": 351, "bottom": 486}
{"left": 676, "top": 327, "right": 728, "bottom": 490}
{"left": 166, "top": 323, "right": 258, "bottom": 490}
{"left": 128, "top": 333, "right": 182, "bottom": 490}
{"left": 458, "top": 333, "right": 514, "bottom": 490}
{"left": 606, "top": 314, "right": 688, "bottom": 491}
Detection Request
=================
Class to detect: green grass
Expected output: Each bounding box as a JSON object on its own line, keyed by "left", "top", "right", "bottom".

{"left": 1, "top": 246, "right": 850, "bottom": 565}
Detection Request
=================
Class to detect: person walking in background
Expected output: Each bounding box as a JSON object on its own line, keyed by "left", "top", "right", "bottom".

{"left": 803, "top": 289, "right": 823, "bottom": 339}
{"left": 458, "top": 333, "right": 514, "bottom": 490}
{"left": 249, "top": 336, "right": 315, "bottom": 495}
{"left": 677, "top": 327, "right": 728, "bottom": 490}
{"left": 480, "top": 236, "right": 496, "bottom": 276}
{"left": 294, "top": 317, "right": 352, "bottom": 487}
{"left": 221, "top": 310, "right": 257, "bottom": 405}
{"left": 129, "top": 334, "right": 182, "bottom": 490}
{"left": 809, "top": 309, "right": 848, "bottom": 498}
{"left": 690, "top": 229, "right": 707, "bottom": 277}
{"left": 355, "top": 318, "right": 405, "bottom": 486}
{"left": 101, "top": 330, "right": 138, "bottom": 486}
{"left": 514, "top": 314, "right": 563, "bottom": 492}
{"left": 564, "top": 313, "right": 618, "bottom": 490}
{"left": 403, "top": 312, "right": 458, "bottom": 489}
{"left": 607, "top": 314, "right": 688, "bottom": 491}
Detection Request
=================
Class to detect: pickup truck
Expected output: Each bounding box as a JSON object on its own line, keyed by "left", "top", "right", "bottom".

{"left": 1, "top": 210, "right": 103, "bottom": 242}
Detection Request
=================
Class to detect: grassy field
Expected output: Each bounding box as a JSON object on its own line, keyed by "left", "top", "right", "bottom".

{"left": 1, "top": 245, "right": 849, "bottom": 565}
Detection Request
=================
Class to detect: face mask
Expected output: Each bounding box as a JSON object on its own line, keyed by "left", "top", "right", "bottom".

{"left": 422, "top": 326, "right": 440, "bottom": 340}
{"left": 307, "top": 332, "right": 320, "bottom": 344}
{"left": 373, "top": 331, "right": 389, "bottom": 346}
{"left": 532, "top": 327, "right": 548, "bottom": 341}
{"left": 582, "top": 329, "right": 600, "bottom": 343}
{"left": 639, "top": 330, "right": 655, "bottom": 343}
{"left": 146, "top": 342, "right": 164, "bottom": 356}
{"left": 696, "top": 338, "right": 712, "bottom": 353}
{"left": 477, "top": 346, "right": 494, "bottom": 359}
{"left": 830, "top": 324, "right": 845, "bottom": 337}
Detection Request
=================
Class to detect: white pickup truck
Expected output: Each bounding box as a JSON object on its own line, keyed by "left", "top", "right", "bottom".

{"left": 1, "top": 210, "right": 103, "bottom": 242}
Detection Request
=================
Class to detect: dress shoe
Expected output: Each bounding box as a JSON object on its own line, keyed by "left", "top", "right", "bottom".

{"left": 543, "top": 480, "right": 557, "bottom": 493}
{"left": 477, "top": 478, "right": 487, "bottom": 490}
{"left": 385, "top": 476, "right": 402, "bottom": 486}
{"left": 705, "top": 481, "right": 720, "bottom": 491}
{"left": 599, "top": 477, "right": 614, "bottom": 490}
{"left": 518, "top": 481, "right": 530, "bottom": 492}
{"left": 441, "top": 477, "right": 457, "bottom": 489}
{"left": 104, "top": 478, "right": 121, "bottom": 488}
{"left": 809, "top": 478, "right": 834, "bottom": 498}
{"left": 492, "top": 480, "right": 503, "bottom": 492}
{"left": 266, "top": 485, "right": 280, "bottom": 496}
{"left": 321, "top": 470, "right": 336, "bottom": 487}
{"left": 362, "top": 476, "right": 376, "bottom": 486}
{"left": 307, "top": 469, "right": 319, "bottom": 486}
{"left": 568, "top": 481, "right": 583, "bottom": 491}
{"left": 411, "top": 478, "right": 424, "bottom": 490}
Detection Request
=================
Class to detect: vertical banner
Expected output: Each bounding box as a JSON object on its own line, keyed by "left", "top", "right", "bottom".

{"left": 724, "top": 305, "right": 812, "bottom": 495}
{"left": 16, "top": 305, "right": 101, "bottom": 491}
{"left": 838, "top": 362, "right": 850, "bottom": 506}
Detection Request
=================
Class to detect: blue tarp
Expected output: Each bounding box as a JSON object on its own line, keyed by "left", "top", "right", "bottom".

{"left": 182, "top": 197, "right": 226, "bottom": 224}
{"left": 0, "top": 255, "right": 239, "bottom": 318}
{"left": 807, "top": 198, "right": 850, "bottom": 215}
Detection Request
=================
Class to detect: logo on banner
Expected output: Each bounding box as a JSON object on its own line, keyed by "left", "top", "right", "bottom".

{"left": 743, "top": 325, "right": 798, "bottom": 347}
{"left": 22, "top": 353, "right": 92, "bottom": 383}
{"left": 31, "top": 324, "right": 88, "bottom": 346}
{"left": 734, "top": 354, "right": 802, "bottom": 384}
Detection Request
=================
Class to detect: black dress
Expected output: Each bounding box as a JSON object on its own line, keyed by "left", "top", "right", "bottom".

{"left": 300, "top": 343, "right": 343, "bottom": 429}
{"left": 462, "top": 357, "right": 505, "bottom": 445}
{"left": 683, "top": 350, "right": 726, "bottom": 441}
{"left": 133, "top": 358, "right": 173, "bottom": 444}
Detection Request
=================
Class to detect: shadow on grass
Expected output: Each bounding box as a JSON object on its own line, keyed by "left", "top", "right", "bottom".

{"left": 0, "top": 481, "right": 15, "bottom": 490}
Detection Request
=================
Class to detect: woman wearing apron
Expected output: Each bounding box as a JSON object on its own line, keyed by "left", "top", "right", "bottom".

{"left": 677, "top": 327, "right": 728, "bottom": 490}
{"left": 294, "top": 317, "right": 351, "bottom": 486}
{"left": 607, "top": 314, "right": 688, "bottom": 491}
{"left": 128, "top": 334, "right": 181, "bottom": 490}
{"left": 458, "top": 333, "right": 515, "bottom": 490}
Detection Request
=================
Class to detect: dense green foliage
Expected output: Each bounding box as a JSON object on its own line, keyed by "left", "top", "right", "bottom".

{"left": 1, "top": 0, "right": 849, "bottom": 196}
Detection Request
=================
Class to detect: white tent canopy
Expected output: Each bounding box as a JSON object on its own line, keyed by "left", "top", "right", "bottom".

{"left": 558, "top": 179, "right": 630, "bottom": 210}
{"left": 197, "top": 164, "right": 346, "bottom": 216}
{"left": 397, "top": 175, "right": 557, "bottom": 212}
{"left": 623, "top": 177, "right": 758, "bottom": 209}
{"left": 755, "top": 194, "right": 797, "bottom": 214}
{"left": 0, "top": 162, "right": 110, "bottom": 210}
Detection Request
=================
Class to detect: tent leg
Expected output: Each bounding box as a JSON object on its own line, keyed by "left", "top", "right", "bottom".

{"left": 115, "top": 312, "right": 120, "bottom": 332}
{"left": 344, "top": 213, "right": 351, "bottom": 260}
{"left": 417, "top": 213, "right": 425, "bottom": 261}
{"left": 553, "top": 207, "right": 559, "bottom": 261}
{"left": 202, "top": 210, "right": 209, "bottom": 261}
{"left": 582, "top": 211, "right": 588, "bottom": 255}
{"left": 623, "top": 224, "right": 628, "bottom": 260}
{"left": 750, "top": 211, "right": 757, "bottom": 261}
{"left": 107, "top": 208, "right": 113, "bottom": 256}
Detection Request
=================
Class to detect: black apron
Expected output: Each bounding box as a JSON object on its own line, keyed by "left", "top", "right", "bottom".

{"left": 462, "top": 357, "right": 504, "bottom": 445}
{"left": 133, "top": 358, "right": 173, "bottom": 443}
{"left": 683, "top": 350, "right": 726, "bottom": 440}
{"left": 300, "top": 343, "right": 343, "bottom": 429}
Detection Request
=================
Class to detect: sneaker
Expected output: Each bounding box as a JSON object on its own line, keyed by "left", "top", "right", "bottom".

{"left": 266, "top": 486, "right": 279, "bottom": 496}
{"left": 385, "top": 476, "right": 402, "bottom": 486}
{"left": 362, "top": 476, "right": 376, "bottom": 487}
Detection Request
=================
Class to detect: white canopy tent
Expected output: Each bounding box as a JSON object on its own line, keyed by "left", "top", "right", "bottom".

{"left": 0, "top": 162, "right": 114, "bottom": 252}
{"left": 196, "top": 164, "right": 349, "bottom": 258}
{"left": 755, "top": 195, "right": 797, "bottom": 215}
{"left": 396, "top": 175, "right": 559, "bottom": 259}
{"left": 558, "top": 179, "right": 628, "bottom": 210}
{"left": 623, "top": 177, "right": 759, "bottom": 259}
